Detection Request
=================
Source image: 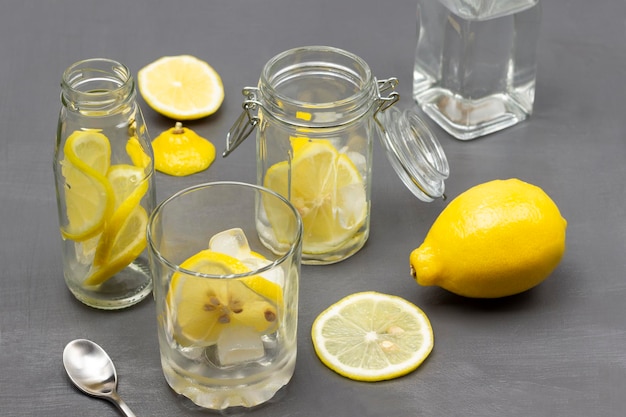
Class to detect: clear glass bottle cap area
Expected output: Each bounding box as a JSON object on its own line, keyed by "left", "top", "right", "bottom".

{"left": 376, "top": 106, "right": 449, "bottom": 202}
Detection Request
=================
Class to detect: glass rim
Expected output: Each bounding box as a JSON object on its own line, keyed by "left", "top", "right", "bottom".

{"left": 147, "top": 181, "right": 303, "bottom": 279}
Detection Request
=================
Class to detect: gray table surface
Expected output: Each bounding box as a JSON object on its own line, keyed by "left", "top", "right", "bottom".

{"left": 2, "top": 0, "right": 625, "bottom": 416}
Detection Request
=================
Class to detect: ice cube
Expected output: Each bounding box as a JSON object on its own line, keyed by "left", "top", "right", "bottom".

{"left": 209, "top": 228, "right": 252, "bottom": 259}
{"left": 217, "top": 326, "right": 264, "bottom": 366}
{"left": 242, "top": 256, "right": 284, "bottom": 287}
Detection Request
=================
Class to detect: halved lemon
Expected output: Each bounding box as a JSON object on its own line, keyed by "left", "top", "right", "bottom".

{"left": 264, "top": 138, "right": 367, "bottom": 254}
{"left": 311, "top": 291, "right": 434, "bottom": 382}
{"left": 167, "top": 250, "right": 283, "bottom": 347}
{"left": 60, "top": 131, "right": 114, "bottom": 241}
{"left": 138, "top": 55, "right": 224, "bottom": 120}
{"left": 83, "top": 205, "right": 148, "bottom": 286}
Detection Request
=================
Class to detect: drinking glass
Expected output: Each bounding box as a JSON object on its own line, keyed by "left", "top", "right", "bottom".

{"left": 147, "top": 182, "right": 302, "bottom": 410}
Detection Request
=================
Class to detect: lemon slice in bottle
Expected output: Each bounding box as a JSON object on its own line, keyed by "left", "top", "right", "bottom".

{"left": 60, "top": 130, "right": 114, "bottom": 241}
{"left": 90, "top": 164, "right": 149, "bottom": 271}
{"left": 311, "top": 291, "right": 434, "bottom": 382}
{"left": 264, "top": 138, "right": 367, "bottom": 254}
{"left": 83, "top": 205, "right": 149, "bottom": 287}
{"left": 138, "top": 55, "right": 224, "bottom": 120}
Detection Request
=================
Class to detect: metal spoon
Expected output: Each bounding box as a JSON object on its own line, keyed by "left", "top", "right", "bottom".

{"left": 63, "top": 339, "right": 137, "bottom": 417}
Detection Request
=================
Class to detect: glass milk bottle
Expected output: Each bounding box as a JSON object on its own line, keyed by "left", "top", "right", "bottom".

{"left": 53, "top": 58, "right": 155, "bottom": 309}
{"left": 413, "top": 0, "right": 541, "bottom": 140}
{"left": 226, "top": 46, "right": 449, "bottom": 265}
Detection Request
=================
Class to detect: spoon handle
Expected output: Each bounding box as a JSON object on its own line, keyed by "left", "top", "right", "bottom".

{"left": 110, "top": 393, "right": 137, "bottom": 417}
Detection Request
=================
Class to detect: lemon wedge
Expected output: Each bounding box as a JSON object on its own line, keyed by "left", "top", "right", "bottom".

{"left": 138, "top": 55, "right": 224, "bottom": 120}
{"left": 311, "top": 291, "right": 434, "bottom": 382}
{"left": 167, "top": 250, "right": 283, "bottom": 347}
{"left": 60, "top": 131, "right": 114, "bottom": 241}
{"left": 264, "top": 138, "right": 367, "bottom": 254}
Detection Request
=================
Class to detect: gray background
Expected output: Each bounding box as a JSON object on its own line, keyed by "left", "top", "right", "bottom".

{"left": 1, "top": 0, "right": 625, "bottom": 416}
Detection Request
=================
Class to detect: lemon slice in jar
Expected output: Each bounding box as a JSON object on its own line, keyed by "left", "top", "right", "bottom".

{"left": 263, "top": 138, "right": 367, "bottom": 254}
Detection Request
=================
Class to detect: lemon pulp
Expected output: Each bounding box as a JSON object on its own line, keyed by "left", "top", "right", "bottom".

{"left": 60, "top": 130, "right": 151, "bottom": 287}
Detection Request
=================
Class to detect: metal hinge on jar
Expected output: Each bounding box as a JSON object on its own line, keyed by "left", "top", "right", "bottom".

{"left": 223, "top": 79, "right": 399, "bottom": 158}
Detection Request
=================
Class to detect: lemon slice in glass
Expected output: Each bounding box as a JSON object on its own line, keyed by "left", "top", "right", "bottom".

{"left": 264, "top": 139, "right": 367, "bottom": 254}
{"left": 138, "top": 55, "right": 224, "bottom": 120}
{"left": 167, "top": 250, "right": 283, "bottom": 347}
{"left": 60, "top": 130, "right": 114, "bottom": 241}
{"left": 311, "top": 291, "right": 434, "bottom": 382}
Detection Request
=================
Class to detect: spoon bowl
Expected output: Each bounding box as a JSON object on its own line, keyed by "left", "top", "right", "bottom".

{"left": 63, "top": 339, "right": 136, "bottom": 417}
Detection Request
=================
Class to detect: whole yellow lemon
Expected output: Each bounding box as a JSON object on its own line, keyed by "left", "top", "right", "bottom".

{"left": 410, "top": 178, "right": 567, "bottom": 298}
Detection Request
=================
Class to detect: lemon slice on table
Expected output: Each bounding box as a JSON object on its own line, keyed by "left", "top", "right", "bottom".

{"left": 138, "top": 55, "right": 224, "bottom": 120}
{"left": 167, "top": 250, "right": 283, "bottom": 347}
{"left": 83, "top": 205, "right": 149, "bottom": 286}
{"left": 311, "top": 291, "right": 434, "bottom": 382}
{"left": 60, "top": 131, "right": 114, "bottom": 241}
{"left": 263, "top": 138, "right": 367, "bottom": 254}
{"left": 91, "top": 164, "right": 149, "bottom": 270}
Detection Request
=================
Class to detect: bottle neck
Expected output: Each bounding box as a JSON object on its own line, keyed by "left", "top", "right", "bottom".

{"left": 257, "top": 46, "right": 377, "bottom": 128}
{"left": 61, "top": 58, "right": 135, "bottom": 115}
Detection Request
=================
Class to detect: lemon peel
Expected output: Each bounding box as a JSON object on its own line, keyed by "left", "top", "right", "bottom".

{"left": 152, "top": 122, "right": 216, "bottom": 176}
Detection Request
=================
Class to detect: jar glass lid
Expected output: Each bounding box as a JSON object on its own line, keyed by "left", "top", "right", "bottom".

{"left": 376, "top": 106, "right": 449, "bottom": 202}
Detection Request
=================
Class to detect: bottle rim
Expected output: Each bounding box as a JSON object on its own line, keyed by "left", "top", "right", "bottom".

{"left": 257, "top": 46, "right": 378, "bottom": 128}
{"left": 61, "top": 58, "right": 135, "bottom": 113}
